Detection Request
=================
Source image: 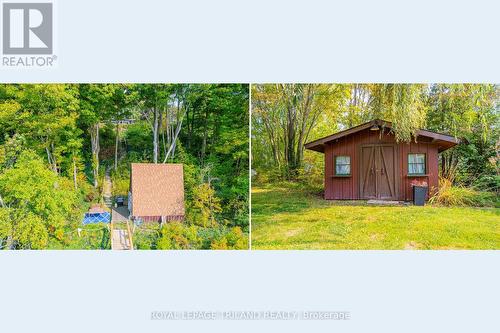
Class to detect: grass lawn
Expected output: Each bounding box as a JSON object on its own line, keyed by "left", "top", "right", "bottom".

{"left": 251, "top": 184, "right": 500, "bottom": 250}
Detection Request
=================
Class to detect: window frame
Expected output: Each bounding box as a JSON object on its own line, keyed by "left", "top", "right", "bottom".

{"left": 334, "top": 155, "right": 351, "bottom": 176}
{"left": 407, "top": 153, "right": 426, "bottom": 176}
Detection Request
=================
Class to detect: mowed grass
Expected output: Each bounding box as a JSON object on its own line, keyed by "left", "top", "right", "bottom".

{"left": 251, "top": 184, "right": 500, "bottom": 250}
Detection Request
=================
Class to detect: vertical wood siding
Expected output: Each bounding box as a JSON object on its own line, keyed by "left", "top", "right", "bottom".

{"left": 133, "top": 215, "right": 185, "bottom": 223}
{"left": 324, "top": 128, "right": 439, "bottom": 200}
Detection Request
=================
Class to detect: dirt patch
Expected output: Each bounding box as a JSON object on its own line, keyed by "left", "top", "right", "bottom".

{"left": 404, "top": 241, "right": 420, "bottom": 250}
{"left": 365, "top": 215, "right": 377, "bottom": 223}
{"left": 367, "top": 200, "right": 404, "bottom": 206}
{"left": 285, "top": 229, "right": 303, "bottom": 237}
{"left": 370, "top": 233, "right": 382, "bottom": 241}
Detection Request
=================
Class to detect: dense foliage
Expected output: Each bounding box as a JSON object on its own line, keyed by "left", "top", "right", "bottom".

{"left": 252, "top": 84, "right": 499, "bottom": 202}
{"left": 0, "top": 84, "right": 249, "bottom": 249}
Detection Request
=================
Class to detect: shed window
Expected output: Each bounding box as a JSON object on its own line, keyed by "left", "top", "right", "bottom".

{"left": 335, "top": 156, "right": 351, "bottom": 175}
{"left": 408, "top": 154, "right": 426, "bottom": 175}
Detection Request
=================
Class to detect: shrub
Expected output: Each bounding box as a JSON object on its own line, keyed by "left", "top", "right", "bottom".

{"left": 472, "top": 174, "right": 500, "bottom": 193}
{"left": 0, "top": 208, "right": 12, "bottom": 248}
{"left": 133, "top": 229, "right": 159, "bottom": 250}
{"left": 429, "top": 178, "right": 499, "bottom": 207}
{"left": 224, "top": 226, "right": 249, "bottom": 249}
{"left": 132, "top": 224, "right": 249, "bottom": 250}
{"left": 187, "top": 183, "right": 222, "bottom": 228}
{"left": 110, "top": 160, "right": 131, "bottom": 196}
{"left": 62, "top": 224, "right": 110, "bottom": 250}
{"left": 209, "top": 226, "right": 249, "bottom": 250}
{"left": 197, "top": 227, "right": 222, "bottom": 249}
{"left": 81, "top": 179, "right": 99, "bottom": 203}
{"left": 112, "top": 177, "right": 130, "bottom": 197}
{"left": 253, "top": 168, "right": 284, "bottom": 185}
{"left": 210, "top": 237, "right": 228, "bottom": 249}
{"left": 157, "top": 222, "right": 201, "bottom": 250}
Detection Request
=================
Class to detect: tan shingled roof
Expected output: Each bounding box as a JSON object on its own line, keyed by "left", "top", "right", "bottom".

{"left": 130, "top": 163, "right": 185, "bottom": 217}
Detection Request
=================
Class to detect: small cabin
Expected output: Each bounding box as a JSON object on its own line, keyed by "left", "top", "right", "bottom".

{"left": 128, "top": 163, "right": 185, "bottom": 223}
{"left": 305, "top": 119, "right": 461, "bottom": 201}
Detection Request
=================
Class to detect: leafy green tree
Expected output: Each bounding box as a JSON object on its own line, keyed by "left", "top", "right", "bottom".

{"left": 0, "top": 84, "right": 80, "bottom": 175}
{"left": 12, "top": 213, "right": 49, "bottom": 249}
{"left": 0, "top": 150, "right": 78, "bottom": 243}
{"left": 78, "top": 84, "right": 119, "bottom": 187}
{"left": 0, "top": 134, "right": 26, "bottom": 171}
{"left": 157, "top": 222, "right": 201, "bottom": 250}
{"left": 0, "top": 208, "right": 11, "bottom": 249}
{"left": 426, "top": 84, "right": 499, "bottom": 181}
{"left": 123, "top": 121, "right": 153, "bottom": 160}
{"left": 189, "top": 182, "right": 222, "bottom": 228}
{"left": 132, "top": 84, "right": 172, "bottom": 163}
{"left": 368, "top": 84, "right": 428, "bottom": 142}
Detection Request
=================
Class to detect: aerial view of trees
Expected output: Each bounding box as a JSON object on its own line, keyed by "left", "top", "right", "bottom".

{"left": 252, "top": 84, "right": 499, "bottom": 201}
{"left": 0, "top": 84, "right": 249, "bottom": 250}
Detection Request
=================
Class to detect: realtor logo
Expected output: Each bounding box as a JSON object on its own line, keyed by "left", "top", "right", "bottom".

{"left": 1, "top": 1, "right": 56, "bottom": 67}
{"left": 2, "top": 2, "right": 53, "bottom": 54}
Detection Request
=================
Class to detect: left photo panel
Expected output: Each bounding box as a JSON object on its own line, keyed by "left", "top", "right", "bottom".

{"left": 0, "top": 84, "right": 249, "bottom": 250}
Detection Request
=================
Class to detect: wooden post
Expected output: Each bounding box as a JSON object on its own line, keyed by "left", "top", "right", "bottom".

{"left": 110, "top": 221, "right": 114, "bottom": 250}
{"left": 126, "top": 220, "right": 134, "bottom": 250}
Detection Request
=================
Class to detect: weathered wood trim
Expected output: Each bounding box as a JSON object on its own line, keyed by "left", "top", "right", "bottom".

{"left": 306, "top": 119, "right": 461, "bottom": 153}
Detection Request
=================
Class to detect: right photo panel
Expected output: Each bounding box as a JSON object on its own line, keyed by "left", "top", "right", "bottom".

{"left": 251, "top": 84, "right": 500, "bottom": 250}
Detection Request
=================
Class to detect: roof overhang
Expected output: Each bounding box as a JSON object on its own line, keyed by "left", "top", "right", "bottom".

{"left": 304, "top": 119, "right": 462, "bottom": 153}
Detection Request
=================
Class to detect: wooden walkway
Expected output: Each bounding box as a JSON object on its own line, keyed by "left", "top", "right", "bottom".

{"left": 110, "top": 221, "right": 134, "bottom": 250}
{"left": 103, "top": 169, "right": 113, "bottom": 208}
{"left": 106, "top": 168, "right": 134, "bottom": 250}
{"left": 111, "top": 228, "right": 132, "bottom": 250}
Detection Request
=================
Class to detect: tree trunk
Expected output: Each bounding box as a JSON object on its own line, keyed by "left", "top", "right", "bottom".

{"left": 201, "top": 108, "right": 208, "bottom": 165}
{"left": 162, "top": 113, "right": 168, "bottom": 158}
{"left": 6, "top": 235, "right": 14, "bottom": 250}
{"left": 295, "top": 89, "right": 310, "bottom": 170}
{"left": 187, "top": 105, "right": 194, "bottom": 150}
{"left": 159, "top": 109, "right": 164, "bottom": 161}
{"left": 44, "top": 141, "right": 57, "bottom": 174}
{"left": 114, "top": 123, "right": 119, "bottom": 171}
{"left": 90, "top": 123, "right": 100, "bottom": 188}
{"left": 50, "top": 142, "right": 58, "bottom": 174}
{"left": 441, "top": 155, "right": 446, "bottom": 176}
{"left": 45, "top": 146, "right": 53, "bottom": 168}
{"left": 153, "top": 108, "right": 159, "bottom": 163}
{"left": 163, "top": 105, "right": 186, "bottom": 163}
{"left": 262, "top": 120, "right": 280, "bottom": 168}
{"left": 286, "top": 105, "right": 296, "bottom": 176}
{"left": 163, "top": 116, "right": 184, "bottom": 163}
{"left": 71, "top": 156, "right": 77, "bottom": 190}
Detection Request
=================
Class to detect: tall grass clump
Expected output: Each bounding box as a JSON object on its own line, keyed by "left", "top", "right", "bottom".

{"left": 429, "top": 178, "right": 499, "bottom": 208}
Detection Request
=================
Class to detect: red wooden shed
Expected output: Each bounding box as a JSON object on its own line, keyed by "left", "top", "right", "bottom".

{"left": 305, "top": 119, "right": 461, "bottom": 201}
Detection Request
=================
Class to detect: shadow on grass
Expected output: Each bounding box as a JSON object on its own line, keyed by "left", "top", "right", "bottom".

{"left": 252, "top": 182, "right": 390, "bottom": 217}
